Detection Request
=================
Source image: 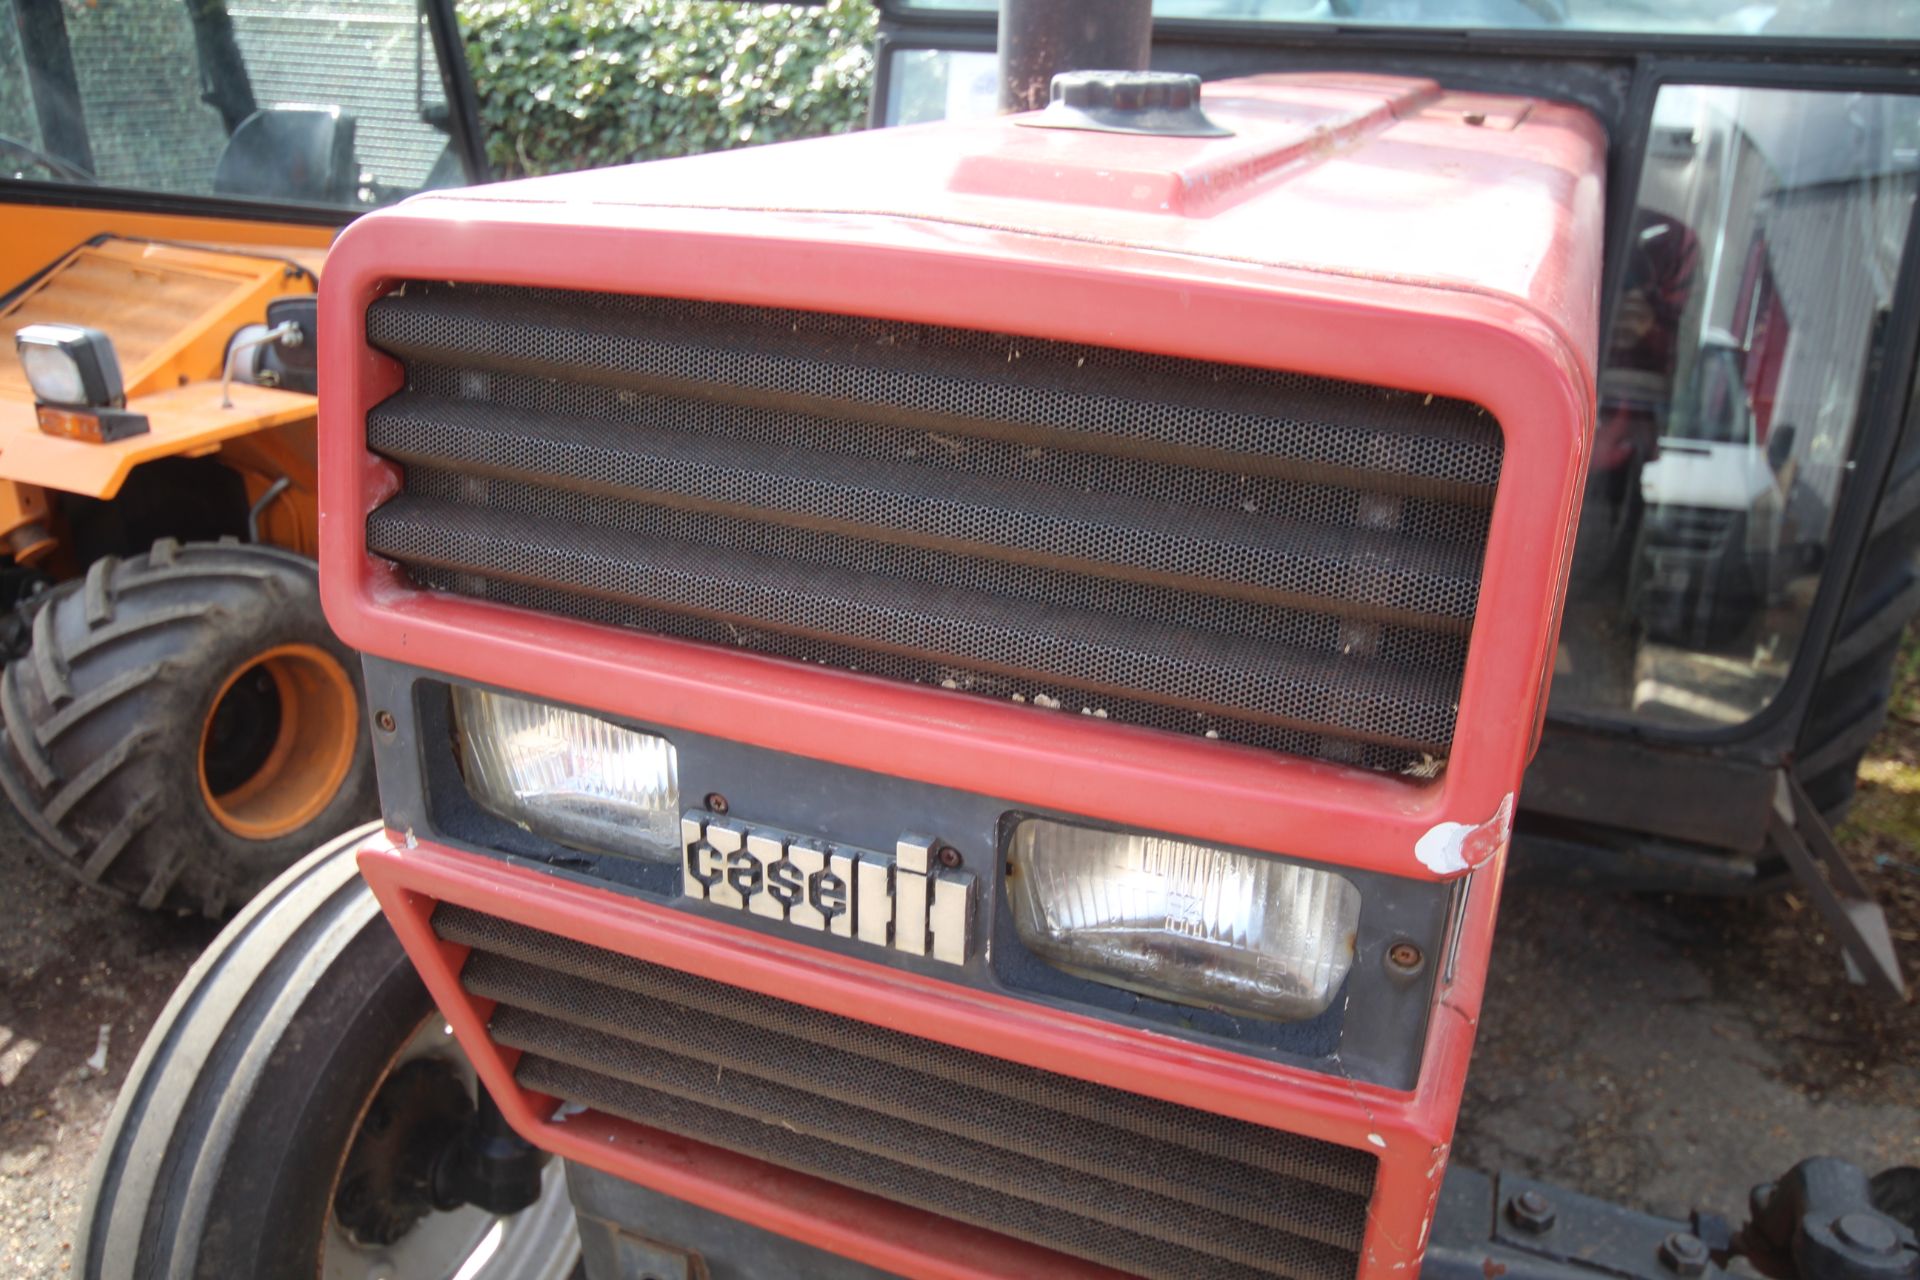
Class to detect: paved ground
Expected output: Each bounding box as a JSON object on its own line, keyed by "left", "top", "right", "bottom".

{"left": 0, "top": 724, "right": 1915, "bottom": 1276}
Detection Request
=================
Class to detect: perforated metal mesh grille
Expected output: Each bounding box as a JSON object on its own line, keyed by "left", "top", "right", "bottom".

{"left": 436, "top": 903, "right": 1377, "bottom": 1280}
{"left": 365, "top": 282, "right": 1501, "bottom": 769}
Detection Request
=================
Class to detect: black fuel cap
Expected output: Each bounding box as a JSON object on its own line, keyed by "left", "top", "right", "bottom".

{"left": 1020, "top": 70, "right": 1232, "bottom": 139}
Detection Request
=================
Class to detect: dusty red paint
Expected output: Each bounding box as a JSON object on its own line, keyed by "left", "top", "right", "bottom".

{"left": 323, "top": 72, "right": 1605, "bottom": 1279}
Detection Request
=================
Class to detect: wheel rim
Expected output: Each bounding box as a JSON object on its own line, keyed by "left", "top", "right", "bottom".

{"left": 321, "top": 1016, "right": 580, "bottom": 1280}
{"left": 198, "top": 643, "right": 358, "bottom": 840}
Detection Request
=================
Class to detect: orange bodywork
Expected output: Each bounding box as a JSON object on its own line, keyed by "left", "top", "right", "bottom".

{"left": 0, "top": 202, "right": 333, "bottom": 297}
{"left": 0, "top": 479, "right": 53, "bottom": 562}
{"left": 197, "top": 641, "right": 358, "bottom": 840}
{"left": 1, "top": 237, "right": 322, "bottom": 400}
{"left": 0, "top": 233, "right": 326, "bottom": 551}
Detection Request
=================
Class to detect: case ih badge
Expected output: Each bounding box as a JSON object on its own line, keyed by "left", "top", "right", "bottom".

{"left": 681, "top": 814, "right": 977, "bottom": 964}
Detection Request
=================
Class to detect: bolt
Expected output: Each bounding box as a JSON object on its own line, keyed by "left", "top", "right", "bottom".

{"left": 937, "top": 844, "right": 964, "bottom": 870}
{"left": 375, "top": 709, "right": 397, "bottom": 734}
{"left": 1507, "top": 1189, "right": 1555, "bottom": 1233}
{"left": 1833, "top": 1213, "right": 1899, "bottom": 1256}
{"left": 1387, "top": 942, "right": 1424, "bottom": 972}
{"left": 704, "top": 792, "right": 729, "bottom": 815}
{"left": 1660, "top": 1231, "right": 1709, "bottom": 1276}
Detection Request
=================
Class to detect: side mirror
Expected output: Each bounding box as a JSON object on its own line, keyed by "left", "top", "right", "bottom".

{"left": 258, "top": 296, "right": 319, "bottom": 395}
{"left": 223, "top": 296, "right": 319, "bottom": 405}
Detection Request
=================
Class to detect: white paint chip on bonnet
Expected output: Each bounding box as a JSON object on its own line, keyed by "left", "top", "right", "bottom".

{"left": 1414, "top": 793, "right": 1514, "bottom": 875}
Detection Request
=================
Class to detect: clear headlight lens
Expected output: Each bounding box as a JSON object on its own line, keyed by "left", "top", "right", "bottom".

{"left": 18, "top": 341, "right": 86, "bottom": 405}
{"left": 1007, "top": 818, "right": 1362, "bottom": 1021}
{"left": 15, "top": 322, "right": 123, "bottom": 407}
{"left": 453, "top": 687, "right": 679, "bottom": 861}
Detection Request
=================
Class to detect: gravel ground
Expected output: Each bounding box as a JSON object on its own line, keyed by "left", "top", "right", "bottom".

{"left": 1, "top": 739, "right": 1915, "bottom": 1276}
{"left": 0, "top": 808, "right": 216, "bottom": 1278}
{"left": 1458, "top": 658, "right": 1920, "bottom": 1220}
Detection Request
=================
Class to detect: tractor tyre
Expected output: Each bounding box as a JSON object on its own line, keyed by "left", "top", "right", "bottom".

{"left": 76, "top": 824, "right": 581, "bottom": 1279}
{"left": 0, "top": 538, "right": 376, "bottom": 916}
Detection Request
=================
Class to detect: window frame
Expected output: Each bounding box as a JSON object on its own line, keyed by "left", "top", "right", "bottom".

{"left": 0, "top": 0, "right": 490, "bottom": 226}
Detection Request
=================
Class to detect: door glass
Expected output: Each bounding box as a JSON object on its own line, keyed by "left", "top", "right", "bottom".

{"left": 1, "top": 0, "right": 466, "bottom": 208}
{"left": 886, "top": 48, "right": 999, "bottom": 128}
{"left": 224, "top": 0, "right": 457, "bottom": 202}
{"left": 1552, "top": 85, "right": 1920, "bottom": 731}
{"left": 886, "top": 0, "right": 1920, "bottom": 40}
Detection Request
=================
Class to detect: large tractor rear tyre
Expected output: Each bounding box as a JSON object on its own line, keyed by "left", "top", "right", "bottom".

{"left": 77, "top": 824, "right": 581, "bottom": 1279}
{"left": 0, "top": 539, "right": 376, "bottom": 916}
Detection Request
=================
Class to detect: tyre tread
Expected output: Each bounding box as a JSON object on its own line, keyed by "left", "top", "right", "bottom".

{"left": 30, "top": 598, "right": 70, "bottom": 704}
{"left": 35, "top": 661, "right": 170, "bottom": 747}
{"left": 1, "top": 661, "right": 57, "bottom": 788}
{"left": 67, "top": 602, "right": 225, "bottom": 664}
{"left": 1794, "top": 390, "right": 1920, "bottom": 823}
{"left": 80, "top": 793, "right": 160, "bottom": 884}
{"left": 77, "top": 825, "right": 394, "bottom": 1278}
{"left": 82, "top": 555, "right": 116, "bottom": 628}
{"left": 0, "top": 540, "right": 374, "bottom": 914}
{"left": 44, "top": 727, "right": 158, "bottom": 826}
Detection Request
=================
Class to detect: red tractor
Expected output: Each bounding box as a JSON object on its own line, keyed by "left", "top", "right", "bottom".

{"left": 74, "top": 5, "right": 1920, "bottom": 1280}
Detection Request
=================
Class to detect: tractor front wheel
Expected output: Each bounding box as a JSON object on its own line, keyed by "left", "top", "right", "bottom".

{"left": 0, "top": 539, "right": 377, "bottom": 915}
{"left": 76, "top": 824, "right": 581, "bottom": 1278}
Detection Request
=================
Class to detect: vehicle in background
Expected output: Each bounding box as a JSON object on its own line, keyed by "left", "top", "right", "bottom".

{"left": 0, "top": 0, "right": 488, "bottom": 915}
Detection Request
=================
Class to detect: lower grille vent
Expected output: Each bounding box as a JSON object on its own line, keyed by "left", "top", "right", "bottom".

{"left": 435, "top": 904, "right": 1376, "bottom": 1280}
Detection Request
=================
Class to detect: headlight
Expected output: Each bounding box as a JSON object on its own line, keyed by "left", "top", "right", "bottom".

{"left": 453, "top": 687, "right": 679, "bottom": 861}
{"left": 14, "top": 323, "right": 125, "bottom": 407}
{"left": 1007, "top": 818, "right": 1361, "bottom": 1021}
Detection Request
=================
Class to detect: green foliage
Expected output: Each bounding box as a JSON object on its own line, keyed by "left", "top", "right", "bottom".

{"left": 459, "top": 0, "right": 877, "bottom": 179}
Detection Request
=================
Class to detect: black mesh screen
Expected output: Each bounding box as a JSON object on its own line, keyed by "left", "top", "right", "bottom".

{"left": 436, "top": 903, "right": 1377, "bottom": 1280}
{"left": 365, "top": 282, "right": 1500, "bottom": 770}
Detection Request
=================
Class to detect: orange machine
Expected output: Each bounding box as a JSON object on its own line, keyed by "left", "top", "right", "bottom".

{"left": 0, "top": 0, "right": 486, "bottom": 913}
{"left": 0, "top": 231, "right": 373, "bottom": 916}
{"left": 0, "top": 237, "right": 324, "bottom": 543}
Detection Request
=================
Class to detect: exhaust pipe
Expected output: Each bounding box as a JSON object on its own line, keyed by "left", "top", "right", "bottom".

{"left": 995, "top": 0, "right": 1152, "bottom": 113}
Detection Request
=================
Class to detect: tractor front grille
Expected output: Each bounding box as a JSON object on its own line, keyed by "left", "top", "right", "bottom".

{"left": 364, "top": 282, "right": 1501, "bottom": 772}
{"left": 434, "top": 903, "right": 1377, "bottom": 1280}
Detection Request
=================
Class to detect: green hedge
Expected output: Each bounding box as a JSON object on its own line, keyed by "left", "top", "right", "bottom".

{"left": 460, "top": 0, "right": 878, "bottom": 179}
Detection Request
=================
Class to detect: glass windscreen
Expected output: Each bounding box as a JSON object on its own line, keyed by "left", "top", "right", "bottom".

{"left": 886, "top": 0, "right": 1919, "bottom": 40}
{"left": 885, "top": 48, "right": 998, "bottom": 127}
{"left": 1552, "top": 85, "right": 1920, "bottom": 731}
{"left": 0, "top": 0, "right": 466, "bottom": 209}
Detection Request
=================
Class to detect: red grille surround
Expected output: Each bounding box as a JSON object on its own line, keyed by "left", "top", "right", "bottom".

{"left": 317, "top": 73, "right": 1602, "bottom": 885}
